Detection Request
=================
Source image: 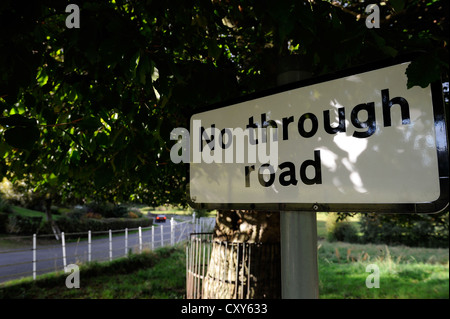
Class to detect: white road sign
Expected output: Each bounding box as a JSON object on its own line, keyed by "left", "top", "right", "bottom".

{"left": 188, "top": 59, "right": 448, "bottom": 213}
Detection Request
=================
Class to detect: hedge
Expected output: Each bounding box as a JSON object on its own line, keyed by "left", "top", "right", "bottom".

{"left": 359, "top": 212, "right": 449, "bottom": 248}
{"left": 0, "top": 212, "right": 9, "bottom": 233}
{"left": 1, "top": 214, "right": 153, "bottom": 235}
{"left": 4, "top": 214, "right": 43, "bottom": 234}
{"left": 42, "top": 216, "right": 154, "bottom": 235}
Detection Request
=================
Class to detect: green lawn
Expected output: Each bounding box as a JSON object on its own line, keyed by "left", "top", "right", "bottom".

{"left": 320, "top": 262, "right": 449, "bottom": 299}
{"left": 11, "top": 205, "right": 47, "bottom": 218}
{"left": 317, "top": 240, "right": 449, "bottom": 299}
{"left": 9, "top": 205, "right": 66, "bottom": 221}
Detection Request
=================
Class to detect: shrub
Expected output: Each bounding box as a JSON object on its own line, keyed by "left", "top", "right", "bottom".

{"left": 326, "top": 213, "right": 359, "bottom": 243}
{"left": 0, "top": 197, "right": 13, "bottom": 214}
{"left": 127, "top": 212, "right": 139, "bottom": 219}
{"left": 85, "top": 212, "right": 103, "bottom": 219}
{"left": 40, "top": 216, "right": 153, "bottom": 235}
{"left": 127, "top": 207, "right": 143, "bottom": 218}
{"left": 359, "top": 212, "right": 449, "bottom": 248}
{"left": 6, "top": 214, "right": 42, "bottom": 234}
{"left": 330, "top": 222, "right": 358, "bottom": 243}
{"left": 85, "top": 202, "right": 129, "bottom": 218}
{"left": 66, "top": 205, "right": 87, "bottom": 220}
{"left": 0, "top": 197, "right": 13, "bottom": 233}
{"left": 0, "top": 212, "right": 9, "bottom": 233}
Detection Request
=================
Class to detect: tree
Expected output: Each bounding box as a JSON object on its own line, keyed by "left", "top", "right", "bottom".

{"left": 359, "top": 211, "right": 449, "bottom": 248}
{"left": 1, "top": 0, "right": 448, "bottom": 296}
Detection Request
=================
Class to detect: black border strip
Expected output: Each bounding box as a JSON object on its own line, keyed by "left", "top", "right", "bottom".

{"left": 187, "top": 55, "right": 449, "bottom": 214}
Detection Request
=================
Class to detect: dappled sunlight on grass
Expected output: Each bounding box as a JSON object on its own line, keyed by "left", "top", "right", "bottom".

{"left": 317, "top": 240, "right": 449, "bottom": 299}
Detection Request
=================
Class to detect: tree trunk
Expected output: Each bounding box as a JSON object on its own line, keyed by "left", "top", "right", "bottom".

{"left": 44, "top": 197, "right": 61, "bottom": 240}
{"left": 202, "top": 210, "right": 281, "bottom": 299}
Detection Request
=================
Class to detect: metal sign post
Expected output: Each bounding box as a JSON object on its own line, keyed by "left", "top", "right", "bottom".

{"left": 278, "top": 65, "right": 319, "bottom": 299}
{"left": 280, "top": 211, "right": 318, "bottom": 298}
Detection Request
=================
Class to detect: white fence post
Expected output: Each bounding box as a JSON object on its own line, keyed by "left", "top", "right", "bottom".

{"left": 160, "top": 225, "right": 164, "bottom": 247}
{"left": 32, "top": 234, "right": 36, "bottom": 280}
{"left": 61, "top": 232, "right": 67, "bottom": 268}
{"left": 170, "top": 218, "right": 175, "bottom": 246}
{"left": 109, "top": 229, "right": 112, "bottom": 261}
{"left": 88, "top": 230, "right": 91, "bottom": 262}
{"left": 125, "top": 228, "right": 128, "bottom": 256}
{"left": 139, "top": 226, "right": 142, "bottom": 253}
{"left": 151, "top": 225, "right": 154, "bottom": 250}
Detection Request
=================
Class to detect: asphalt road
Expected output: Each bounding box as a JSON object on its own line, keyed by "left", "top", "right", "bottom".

{"left": 0, "top": 219, "right": 195, "bottom": 284}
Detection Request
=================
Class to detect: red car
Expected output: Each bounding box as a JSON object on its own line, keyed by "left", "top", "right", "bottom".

{"left": 155, "top": 214, "right": 167, "bottom": 223}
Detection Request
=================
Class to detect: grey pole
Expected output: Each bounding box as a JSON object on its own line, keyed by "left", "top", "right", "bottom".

{"left": 280, "top": 211, "right": 319, "bottom": 298}
{"left": 277, "top": 56, "right": 319, "bottom": 299}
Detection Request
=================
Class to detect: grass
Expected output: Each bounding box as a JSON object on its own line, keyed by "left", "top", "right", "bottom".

{"left": 316, "top": 212, "right": 448, "bottom": 298}
{"left": 0, "top": 245, "right": 186, "bottom": 299}
{"left": 1, "top": 239, "right": 447, "bottom": 299}
{"left": 319, "top": 262, "right": 449, "bottom": 299}
{"left": 10, "top": 205, "right": 49, "bottom": 218}
{"left": 317, "top": 212, "right": 328, "bottom": 239}
{"left": 317, "top": 240, "right": 449, "bottom": 299}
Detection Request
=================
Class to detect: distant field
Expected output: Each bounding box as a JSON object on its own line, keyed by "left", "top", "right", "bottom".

{"left": 317, "top": 240, "right": 449, "bottom": 298}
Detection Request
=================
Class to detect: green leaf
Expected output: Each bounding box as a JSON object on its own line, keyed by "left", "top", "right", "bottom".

{"left": 36, "top": 68, "right": 49, "bottom": 87}
{"left": 406, "top": 55, "right": 442, "bottom": 89}
{"left": 69, "top": 149, "right": 80, "bottom": 164}
{"left": 381, "top": 46, "right": 398, "bottom": 58}
{"left": 369, "top": 32, "right": 398, "bottom": 57}
{"left": 4, "top": 126, "right": 40, "bottom": 150}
